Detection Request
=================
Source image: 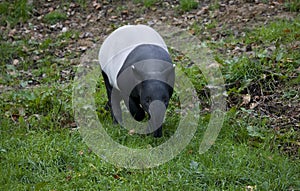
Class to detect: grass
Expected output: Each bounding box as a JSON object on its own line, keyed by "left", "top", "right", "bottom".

{"left": 133, "top": 0, "right": 159, "bottom": 8}
{"left": 213, "top": 18, "right": 300, "bottom": 94}
{"left": 0, "top": 0, "right": 32, "bottom": 27}
{"left": 1, "top": 99, "right": 299, "bottom": 190}
{"left": 179, "top": 0, "right": 198, "bottom": 12}
{"left": 43, "top": 10, "right": 68, "bottom": 25}
{"left": 0, "top": 1, "right": 300, "bottom": 190}
{"left": 284, "top": 0, "right": 300, "bottom": 12}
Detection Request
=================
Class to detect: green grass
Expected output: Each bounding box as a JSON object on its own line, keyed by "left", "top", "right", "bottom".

{"left": 179, "top": 0, "right": 198, "bottom": 12}
{"left": 0, "top": 0, "right": 32, "bottom": 26}
{"left": 1, "top": 97, "right": 299, "bottom": 190}
{"left": 284, "top": 0, "right": 300, "bottom": 12}
{"left": 133, "top": 0, "right": 159, "bottom": 8}
{"left": 1, "top": 1, "right": 300, "bottom": 190}
{"left": 216, "top": 18, "right": 300, "bottom": 94}
{"left": 209, "top": 0, "right": 220, "bottom": 11}
{"left": 43, "top": 10, "right": 68, "bottom": 24}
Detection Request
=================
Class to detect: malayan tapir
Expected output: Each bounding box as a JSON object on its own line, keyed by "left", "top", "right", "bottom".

{"left": 98, "top": 25, "right": 175, "bottom": 137}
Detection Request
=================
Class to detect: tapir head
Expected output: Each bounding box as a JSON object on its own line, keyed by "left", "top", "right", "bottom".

{"left": 132, "top": 63, "right": 175, "bottom": 137}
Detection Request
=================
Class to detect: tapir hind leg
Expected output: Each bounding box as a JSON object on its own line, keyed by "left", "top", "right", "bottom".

{"left": 102, "top": 71, "right": 121, "bottom": 124}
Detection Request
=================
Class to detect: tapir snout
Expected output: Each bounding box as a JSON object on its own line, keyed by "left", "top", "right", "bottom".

{"left": 148, "top": 100, "right": 167, "bottom": 137}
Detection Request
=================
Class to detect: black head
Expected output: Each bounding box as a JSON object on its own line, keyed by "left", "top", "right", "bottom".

{"left": 139, "top": 79, "right": 173, "bottom": 114}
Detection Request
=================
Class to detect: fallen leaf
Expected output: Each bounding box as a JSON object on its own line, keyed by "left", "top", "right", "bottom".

{"left": 283, "top": 28, "right": 291, "bottom": 33}
{"left": 113, "top": 174, "right": 120, "bottom": 179}
{"left": 121, "top": 10, "right": 129, "bottom": 17}
{"left": 66, "top": 175, "right": 72, "bottom": 181}
{"left": 61, "top": 27, "right": 68, "bottom": 33}
{"left": 245, "top": 185, "right": 257, "bottom": 191}
{"left": 13, "top": 59, "right": 19, "bottom": 66}
{"left": 250, "top": 102, "right": 258, "bottom": 109}
{"left": 241, "top": 94, "right": 251, "bottom": 106}
{"left": 129, "top": 129, "right": 135, "bottom": 135}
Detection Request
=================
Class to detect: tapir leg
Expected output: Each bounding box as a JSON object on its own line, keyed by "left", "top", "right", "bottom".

{"left": 102, "top": 71, "right": 112, "bottom": 109}
{"left": 129, "top": 96, "right": 145, "bottom": 121}
{"left": 153, "top": 127, "right": 162, "bottom": 138}
{"left": 102, "top": 71, "right": 121, "bottom": 124}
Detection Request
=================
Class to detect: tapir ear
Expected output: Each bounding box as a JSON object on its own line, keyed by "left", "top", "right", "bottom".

{"left": 131, "top": 65, "right": 144, "bottom": 81}
{"left": 162, "top": 64, "right": 175, "bottom": 77}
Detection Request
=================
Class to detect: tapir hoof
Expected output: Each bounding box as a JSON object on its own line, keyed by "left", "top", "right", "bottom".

{"left": 104, "top": 101, "right": 111, "bottom": 111}
{"left": 153, "top": 127, "right": 162, "bottom": 138}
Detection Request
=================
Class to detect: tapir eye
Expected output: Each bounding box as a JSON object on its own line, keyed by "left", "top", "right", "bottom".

{"left": 145, "top": 96, "right": 152, "bottom": 104}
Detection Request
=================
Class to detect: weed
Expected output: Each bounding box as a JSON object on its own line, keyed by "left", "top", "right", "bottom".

{"left": 43, "top": 10, "right": 67, "bottom": 24}
{"left": 75, "top": 0, "right": 87, "bottom": 8}
{"left": 179, "top": 0, "right": 198, "bottom": 12}
{"left": 0, "top": 0, "right": 32, "bottom": 27}
{"left": 209, "top": 0, "right": 220, "bottom": 11}
{"left": 191, "top": 21, "right": 202, "bottom": 35}
{"left": 284, "top": 0, "right": 300, "bottom": 12}
{"left": 133, "top": 0, "right": 158, "bottom": 8}
{"left": 220, "top": 18, "right": 300, "bottom": 94}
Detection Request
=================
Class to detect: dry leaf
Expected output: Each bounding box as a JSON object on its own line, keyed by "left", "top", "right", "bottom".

{"left": 245, "top": 185, "right": 256, "bottom": 191}
{"left": 129, "top": 129, "right": 135, "bottom": 135}
{"left": 241, "top": 94, "right": 251, "bottom": 106}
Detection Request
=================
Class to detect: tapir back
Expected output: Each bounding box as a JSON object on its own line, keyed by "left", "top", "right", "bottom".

{"left": 99, "top": 25, "right": 169, "bottom": 90}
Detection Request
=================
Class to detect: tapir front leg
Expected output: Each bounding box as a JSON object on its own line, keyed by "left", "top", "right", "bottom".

{"left": 153, "top": 127, "right": 162, "bottom": 138}
{"left": 129, "top": 96, "right": 145, "bottom": 121}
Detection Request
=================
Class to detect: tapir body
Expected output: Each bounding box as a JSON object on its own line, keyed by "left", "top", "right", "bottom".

{"left": 99, "top": 25, "right": 175, "bottom": 137}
